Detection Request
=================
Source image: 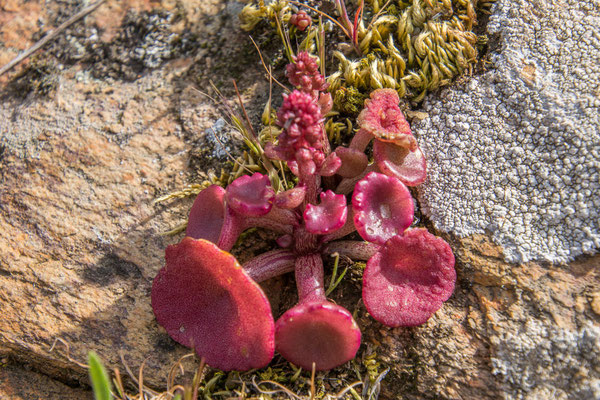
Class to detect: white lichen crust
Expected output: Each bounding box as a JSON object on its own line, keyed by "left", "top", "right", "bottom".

{"left": 414, "top": 0, "right": 600, "bottom": 263}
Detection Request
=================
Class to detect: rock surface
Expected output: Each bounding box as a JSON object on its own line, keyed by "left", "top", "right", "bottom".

{"left": 414, "top": 0, "right": 600, "bottom": 264}
{"left": 0, "top": 361, "right": 91, "bottom": 400}
{"left": 0, "top": 0, "right": 598, "bottom": 399}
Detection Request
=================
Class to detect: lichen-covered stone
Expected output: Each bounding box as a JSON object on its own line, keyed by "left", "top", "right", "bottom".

{"left": 415, "top": 0, "right": 600, "bottom": 264}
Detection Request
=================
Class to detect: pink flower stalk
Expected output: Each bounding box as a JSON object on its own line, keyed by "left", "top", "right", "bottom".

{"left": 266, "top": 90, "right": 327, "bottom": 177}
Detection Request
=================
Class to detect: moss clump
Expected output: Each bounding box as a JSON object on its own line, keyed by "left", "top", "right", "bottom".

{"left": 240, "top": 0, "right": 496, "bottom": 107}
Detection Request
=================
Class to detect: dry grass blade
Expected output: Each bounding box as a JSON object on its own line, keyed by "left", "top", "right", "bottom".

{"left": 249, "top": 36, "right": 289, "bottom": 91}
{"left": 113, "top": 368, "right": 126, "bottom": 400}
{"left": 332, "top": 381, "right": 363, "bottom": 399}
{"left": 191, "top": 357, "right": 207, "bottom": 400}
{"left": 289, "top": 0, "right": 350, "bottom": 37}
{"left": 0, "top": 0, "right": 106, "bottom": 76}
{"left": 119, "top": 351, "right": 158, "bottom": 398}
{"left": 310, "top": 363, "right": 316, "bottom": 400}
{"left": 138, "top": 358, "right": 147, "bottom": 399}
{"left": 167, "top": 353, "right": 195, "bottom": 391}
{"left": 252, "top": 376, "right": 304, "bottom": 400}
{"left": 48, "top": 338, "right": 88, "bottom": 368}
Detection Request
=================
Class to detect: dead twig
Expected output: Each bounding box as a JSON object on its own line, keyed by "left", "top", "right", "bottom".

{"left": 0, "top": 0, "right": 106, "bottom": 77}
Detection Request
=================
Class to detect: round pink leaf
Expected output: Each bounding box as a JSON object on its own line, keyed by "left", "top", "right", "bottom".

{"left": 186, "top": 185, "right": 225, "bottom": 243}
{"left": 226, "top": 173, "right": 275, "bottom": 217}
{"left": 275, "top": 302, "right": 361, "bottom": 371}
{"left": 373, "top": 141, "right": 427, "bottom": 186}
{"left": 151, "top": 238, "right": 274, "bottom": 371}
{"left": 363, "top": 229, "right": 456, "bottom": 327}
{"left": 352, "top": 172, "right": 414, "bottom": 245}
{"left": 303, "top": 190, "right": 348, "bottom": 235}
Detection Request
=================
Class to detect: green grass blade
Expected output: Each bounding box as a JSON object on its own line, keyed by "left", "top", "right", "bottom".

{"left": 88, "top": 351, "right": 112, "bottom": 400}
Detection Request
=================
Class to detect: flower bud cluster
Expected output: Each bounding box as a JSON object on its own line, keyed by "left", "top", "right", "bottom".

{"left": 286, "top": 52, "right": 328, "bottom": 94}
{"left": 289, "top": 11, "right": 312, "bottom": 31}
{"left": 270, "top": 90, "right": 327, "bottom": 175}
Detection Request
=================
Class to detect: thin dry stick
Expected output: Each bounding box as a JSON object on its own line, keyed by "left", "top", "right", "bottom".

{"left": 310, "top": 363, "right": 316, "bottom": 400}
{"left": 0, "top": 0, "right": 106, "bottom": 76}
{"left": 191, "top": 358, "right": 207, "bottom": 400}
{"left": 249, "top": 36, "right": 289, "bottom": 91}
{"left": 138, "top": 359, "right": 147, "bottom": 400}
{"left": 113, "top": 368, "right": 126, "bottom": 400}
{"left": 367, "top": 0, "right": 393, "bottom": 31}
{"left": 118, "top": 351, "right": 158, "bottom": 397}
{"left": 167, "top": 353, "right": 195, "bottom": 391}
{"left": 48, "top": 338, "right": 88, "bottom": 368}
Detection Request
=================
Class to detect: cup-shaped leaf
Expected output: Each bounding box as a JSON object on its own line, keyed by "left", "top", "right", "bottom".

{"left": 335, "top": 147, "right": 368, "bottom": 178}
{"left": 373, "top": 141, "right": 427, "bottom": 186}
{"left": 357, "top": 89, "right": 417, "bottom": 150}
{"left": 274, "top": 186, "right": 307, "bottom": 209}
{"left": 186, "top": 185, "right": 226, "bottom": 243}
{"left": 226, "top": 173, "right": 275, "bottom": 217}
{"left": 352, "top": 172, "right": 414, "bottom": 245}
{"left": 363, "top": 229, "right": 456, "bottom": 327}
{"left": 151, "top": 238, "right": 275, "bottom": 371}
{"left": 303, "top": 190, "right": 348, "bottom": 235}
{"left": 275, "top": 301, "right": 361, "bottom": 371}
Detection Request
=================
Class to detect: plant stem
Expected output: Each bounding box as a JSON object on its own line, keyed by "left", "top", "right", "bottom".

{"left": 243, "top": 249, "right": 297, "bottom": 282}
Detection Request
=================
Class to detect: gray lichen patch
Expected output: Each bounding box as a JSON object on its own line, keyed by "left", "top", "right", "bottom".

{"left": 491, "top": 319, "right": 600, "bottom": 399}
{"left": 414, "top": 0, "right": 600, "bottom": 263}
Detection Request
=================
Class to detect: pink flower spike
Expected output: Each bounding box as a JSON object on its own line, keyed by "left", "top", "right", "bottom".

{"left": 226, "top": 173, "right": 275, "bottom": 217}
{"left": 186, "top": 185, "right": 225, "bottom": 244}
{"left": 304, "top": 190, "right": 348, "bottom": 235}
{"left": 352, "top": 172, "right": 414, "bottom": 245}
{"left": 373, "top": 141, "right": 427, "bottom": 186}
{"left": 151, "top": 238, "right": 275, "bottom": 371}
{"left": 286, "top": 52, "right": 328, "bottom": 93}
{"left": 357, "top": 88, "right": 417, "bottom": 150}
{"left": 335, "top": 146, "right": 368, "bottom": 178}
{"left": 362, "top": 229, "right": 456, "bottom": 327}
